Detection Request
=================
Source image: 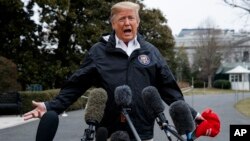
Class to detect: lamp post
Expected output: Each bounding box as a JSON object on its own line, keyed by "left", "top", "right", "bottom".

{"left": 198, "top": 67, "right": 205, "bottom": 94}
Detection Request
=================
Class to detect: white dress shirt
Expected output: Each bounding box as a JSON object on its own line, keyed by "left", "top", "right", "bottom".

{"left": 115, "top": 35, "right": 140, "bottom": 56}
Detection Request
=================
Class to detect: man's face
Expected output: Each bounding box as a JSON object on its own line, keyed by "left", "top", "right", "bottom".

{"left": 111, "top": 9, "right": 140, "bottom": 43}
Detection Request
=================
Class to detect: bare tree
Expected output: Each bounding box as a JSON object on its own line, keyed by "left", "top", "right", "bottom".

{"left": 224, "top": 0, "right": 250, "bottom": 13}
{"left": 192, "top": 19, "right": 230, "bottom": 88}
{"left": 224, "top": 0, "right": 250, "bottom": 29}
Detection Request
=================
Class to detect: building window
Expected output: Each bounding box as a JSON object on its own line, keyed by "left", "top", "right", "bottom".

{"left": 234, "top": 52, "right": 241, "bottom": 62}
{"left": 230, "top": 74, "right": 242, "bottom": 82}
{"left": 243, "top": 51, "right": 249, "bottom": 62}
{"left": 230, "top": 75, "right": 234, "bottom": 82}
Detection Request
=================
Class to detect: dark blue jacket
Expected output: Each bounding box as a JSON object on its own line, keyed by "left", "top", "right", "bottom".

{"left": 45, "top": 32, "right": 194, "bottom": 140}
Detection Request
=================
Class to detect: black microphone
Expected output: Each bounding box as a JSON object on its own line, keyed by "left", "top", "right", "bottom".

{"left": 114, "top": 85, "right": 132, "bottom": 107}
{"left": 169, "top": 100, "right": 195, "bottom": 140}
{"left": 114, "top": 85, "right": 141, "bottom": 141}
{"left": 142, "top": 86, "right": 185, "bottom": 141}
{"left": 36, "top": 111, "right": 59, "bottom": 141}
{"left": 82, "top": 88, "right": 108, "bottom": 141}
{"left": 95, "top": 127, "right": 108, "bottom": 141}
{"left": 110, "top": 130, "right": 130, "bottom": 141}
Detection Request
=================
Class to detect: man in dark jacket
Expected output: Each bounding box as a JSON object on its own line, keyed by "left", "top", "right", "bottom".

{"left": 23, "top": 1, "right": 205, "bottom": 141}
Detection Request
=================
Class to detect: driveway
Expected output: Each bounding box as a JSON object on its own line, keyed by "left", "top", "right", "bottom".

{"left": 0, "top": 93, "right": 249, "bottom": 141}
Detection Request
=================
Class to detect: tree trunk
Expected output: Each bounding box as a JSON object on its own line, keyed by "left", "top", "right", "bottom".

{"left": 207, "top": 75, "right": 212, "bottom": 88}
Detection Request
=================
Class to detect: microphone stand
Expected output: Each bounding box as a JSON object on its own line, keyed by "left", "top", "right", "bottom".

{"left": 81, "top": 122, "right": 95, "bottom": 141}
{"left": 122, "top": 108, "right": 142, "bottom": 141}
{"left": 156, "top": 113, "right": 185, "bottom": 141}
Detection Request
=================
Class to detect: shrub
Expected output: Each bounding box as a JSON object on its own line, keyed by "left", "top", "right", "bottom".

{"left": 213, "top": 79, "right": 231, "bottom": 89}
{"left": 20, "top": 89, "right": 88, "bottom": 114}
{"left": 177, "top": 81, "right": 190, "bottom": 89}
{"left": 193, "top": 80, "right": 206, "bottom": 88}
{"left": 0, "top": 56, "right": 21, "bottom": 92}
{"left": 20, "top": 91, "right": 52, "bottom": 114}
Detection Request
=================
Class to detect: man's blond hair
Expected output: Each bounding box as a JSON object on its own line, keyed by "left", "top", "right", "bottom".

{"left": 110, "top": 1, "right": 140, "bottom": 22}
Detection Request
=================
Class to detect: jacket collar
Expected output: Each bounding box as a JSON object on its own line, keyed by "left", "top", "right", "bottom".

{"left": 101, "top": 31, "right": 147, "bottom": 51}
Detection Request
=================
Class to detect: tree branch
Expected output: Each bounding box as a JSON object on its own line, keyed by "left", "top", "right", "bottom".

{"left": 224, "top": 0, "right": 250, "bottom": 13}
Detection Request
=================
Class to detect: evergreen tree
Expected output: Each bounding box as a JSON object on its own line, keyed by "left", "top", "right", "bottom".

{"left": 0, "top": 56, "right": 21, "bottom": 92}
{"left": 175, "top": 46, "right": 191, "bottom": 82}
{"left": 139, "top": 7, "right": 176, "bottom": 69}
{"left": 0, "top": 0, "right": 177, "bottom": 90}
{"left": 0, "top": 0, "right": 44, "bottom": 89}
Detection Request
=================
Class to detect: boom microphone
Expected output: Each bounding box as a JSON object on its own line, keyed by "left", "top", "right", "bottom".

{"left": 82, "top": 88, "right": 108, "bottom": 141}
{"left": 36, "top": 111, "right": 59, "bottom": 141}
{"left": 95, "top": 127, "right": 108, "bottom": 141}
{"left": 142, "top": 86, "right": 185, "bottom": 141}
{"left": 169, "top": 100, "right": 195, "bottom": 140}
{"left": 114, "top": 85, "right": 141, "bottom": 141}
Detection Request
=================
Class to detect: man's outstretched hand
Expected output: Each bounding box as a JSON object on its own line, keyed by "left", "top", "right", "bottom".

{"left": 23, "top": 101, "right": 47, "bottom": 121}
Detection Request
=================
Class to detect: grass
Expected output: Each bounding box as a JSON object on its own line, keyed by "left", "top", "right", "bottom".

{"left": 235, "top": 98, "right": 250, "bottom": 118}
{"left": 182, "top": 88, "right": 250, "bottom": 118}
{"left": 183, "top": 88, "right": 245, "bottom": 95}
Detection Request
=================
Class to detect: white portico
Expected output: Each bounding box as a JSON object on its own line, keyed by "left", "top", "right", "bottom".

{"left": 226, "top": 65, "right": 250, "bottom": 90}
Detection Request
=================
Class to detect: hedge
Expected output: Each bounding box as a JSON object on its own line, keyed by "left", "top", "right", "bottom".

{"left": 193, "top": 80, "right": 207, "bottom": 88}
{"left": 213, "top": 79, "right": 231, "bottom": 89}
{"left": 19, "top": 89, "right": 88, "bottom": 114}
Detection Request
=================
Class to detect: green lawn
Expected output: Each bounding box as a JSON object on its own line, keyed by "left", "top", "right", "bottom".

{"left": 183, "top": 88, "right": 246, "bottom": 95}
{"left": 235, "top": 98, "right": 250, "bottom": 118}
{"left": 182, "top": 88, "right": 250, "bottom": 118}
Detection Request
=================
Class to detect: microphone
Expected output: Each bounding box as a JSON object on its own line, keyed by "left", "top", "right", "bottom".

{"left": 114, "top": 85, "right": 141, "bottom": 141}
{"left": 95, "top": 127, "right": 108, "bottom": 141}
{"left": 82, "top": 88, "right": 108, "bottom": 141}
{"left": 110, "top": 130, "right": 130, "bottom": 141}
{"left": 142, "top": 86, "right": 185, "bottom": 141}
{"left": 36, "top": 111, "right": 59, "bottom": 141}
{"left": 169, "top": 100, "right": 195, "bottom": 141}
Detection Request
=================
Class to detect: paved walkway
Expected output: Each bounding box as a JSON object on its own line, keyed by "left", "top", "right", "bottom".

{"left": 0, "top": 112, "right": 70, "bottom": 130}
{"left": 0, "top": 115, "right": 37, "bottom": 130}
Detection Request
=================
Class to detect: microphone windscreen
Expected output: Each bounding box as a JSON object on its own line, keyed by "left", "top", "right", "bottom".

{"left": 169, "top": 100, "right": 195, "bottom": 135}
{"left": 36, "top": 111, "right": 59, "bottom": 141}
{"left": 114, "top": 85, "right": 132, "bottom": 107}
{"left": 110, "top": 131, "right": 130, "bottom": 141}
{"left": 96, "top": 127, "right": 108, "bottom": 141}
{"left": 142, "top": 86, "right": 165, "bottom": 116}
{"left": 85, "top": 88, "right": 108, "bottom": 124}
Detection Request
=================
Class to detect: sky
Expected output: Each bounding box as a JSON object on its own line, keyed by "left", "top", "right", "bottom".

{"left": 21, "top": 0, "right": 250, "bottom": 36}
{"left": 142, "top": 0, "right": 250, "bottom": 36}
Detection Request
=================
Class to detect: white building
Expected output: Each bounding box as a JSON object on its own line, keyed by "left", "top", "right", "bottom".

{"left": 174, "top": 28, "right": 250, "bottom": 89}
{"left": 225, "top": 65, "right": 250, "bottom": 90}
{"left": 174, "top": 28, "right": 250, "bottom": 67}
